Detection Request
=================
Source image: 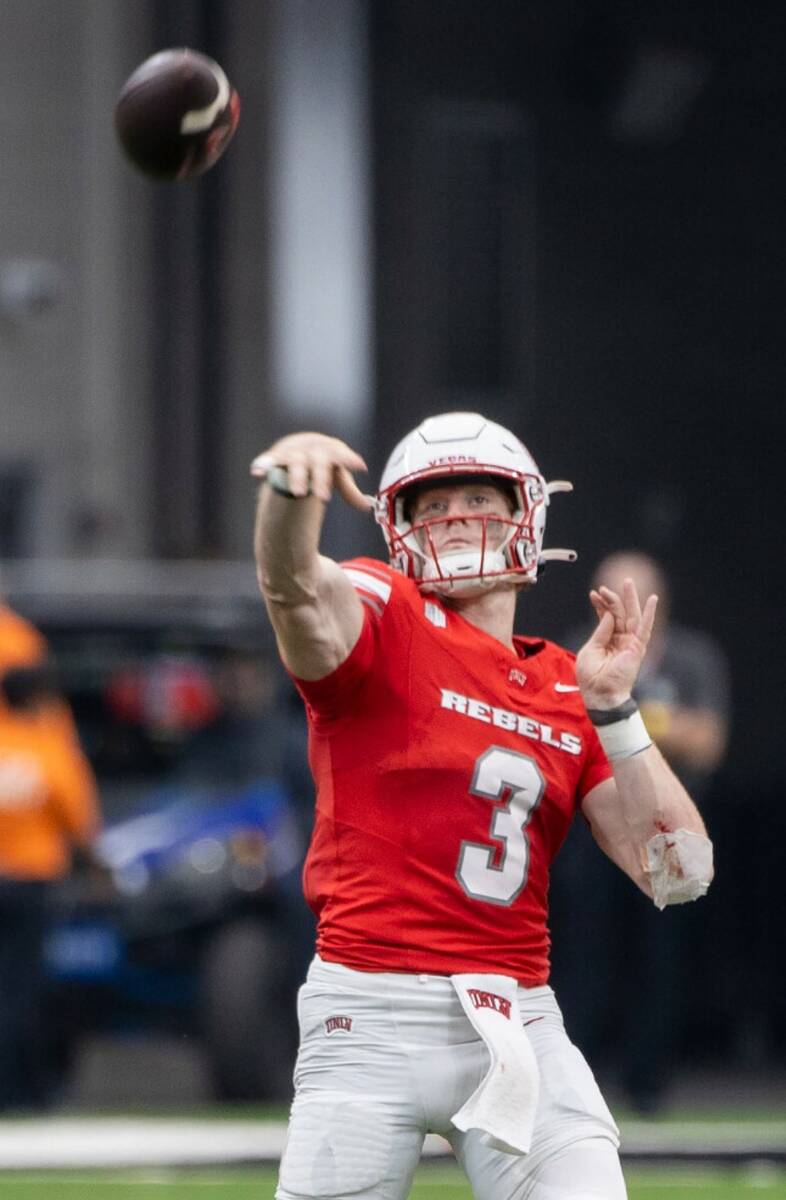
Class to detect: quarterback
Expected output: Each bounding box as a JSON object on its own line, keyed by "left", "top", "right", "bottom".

{"left": 251, "top": 413, "right": 713, "bottom": 1200}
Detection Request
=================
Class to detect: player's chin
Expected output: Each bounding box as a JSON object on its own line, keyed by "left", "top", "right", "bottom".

{"left": 438, "top": 540, "right": 481, "bottom": 553}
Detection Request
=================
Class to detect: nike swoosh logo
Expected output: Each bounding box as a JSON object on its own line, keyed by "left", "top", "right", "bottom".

{"left": 554, "top": 682, "right": 580, "bottom": 693}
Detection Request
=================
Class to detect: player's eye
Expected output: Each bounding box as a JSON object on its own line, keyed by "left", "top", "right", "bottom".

{"left": 418, "top": 500, "right": 447, "bottom": 517}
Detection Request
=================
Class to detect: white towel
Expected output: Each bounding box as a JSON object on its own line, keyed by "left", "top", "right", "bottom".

{"left": 450, "top": 973, "right": 540, "bottom": 1156}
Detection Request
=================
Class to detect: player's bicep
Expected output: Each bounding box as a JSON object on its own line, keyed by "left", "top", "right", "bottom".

{"left": 581, "top": 777, "right": 652, "bottom": 896}
{"left": 266, "top": 555, "right": 365, "bottom": 681}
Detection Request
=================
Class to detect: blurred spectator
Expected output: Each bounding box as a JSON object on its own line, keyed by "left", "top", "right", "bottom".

{"left": 550, "top": 551, "right": 731, "bottom": 1112}
{"left": 0, "top": 597, "right": 47, "bottom": 674}
{"left": 0, "top": 602, "right": 100, "bottom": 1111}
{"left": 1, "top": 591, "right": 84, "bottom": 744}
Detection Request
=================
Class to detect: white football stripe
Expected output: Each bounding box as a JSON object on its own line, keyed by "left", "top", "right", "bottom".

{"left": 424, "top": 601, "right": 446, "bottom": 628}
{"left": 180, "top": 62, "right": 230, "bottom": 134}
{"left": 342, "top": 567, "right": 392, "bottom": 604}
{"left": 357, "top": 595, "right": 384, "bottom": 618}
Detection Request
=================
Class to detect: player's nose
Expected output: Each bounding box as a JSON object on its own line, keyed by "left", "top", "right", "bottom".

{"left": 445, "top": 497, "right": 471, "bottom": 520}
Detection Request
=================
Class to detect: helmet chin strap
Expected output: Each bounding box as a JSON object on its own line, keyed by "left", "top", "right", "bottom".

{"left": 420, "top": 549, "right": 513, "bottom": 597}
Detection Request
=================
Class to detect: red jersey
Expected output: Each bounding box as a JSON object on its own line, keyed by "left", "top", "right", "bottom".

{"left": 292, "top": 558, "right": 612, "bottom": 985}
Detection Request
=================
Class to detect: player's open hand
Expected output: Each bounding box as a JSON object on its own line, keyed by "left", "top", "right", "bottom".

{"left": 575, "top": 578, "right": 658, "bottom": 710}
{"left": 250, "top": 432, "right": 373, "bottom": 512}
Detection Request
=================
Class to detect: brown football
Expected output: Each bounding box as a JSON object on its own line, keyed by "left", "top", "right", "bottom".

{"left": 114, "top": 48, "right": 240, "bottom": 181}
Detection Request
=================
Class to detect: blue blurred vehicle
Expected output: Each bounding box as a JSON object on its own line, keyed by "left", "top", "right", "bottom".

{"left": 3, "top": 560, "right": 313, "bottom": 1100}
{"left": 45, "top": 779, "right": 304, "bottom": 1100}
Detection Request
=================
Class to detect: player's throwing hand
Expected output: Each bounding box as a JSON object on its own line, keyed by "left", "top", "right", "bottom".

{"left": 251, "top": 432, "right": 372, "bottom": 510}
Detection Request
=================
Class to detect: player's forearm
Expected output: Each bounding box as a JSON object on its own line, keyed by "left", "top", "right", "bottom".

{"left": 254, "top": 484, "right": 327, "bottom": 608}
{"left": 251, "top": 444, "right": 366, "bottom": 680}
{"left": 609, "top": 744, "right": 712, "bottom": 898}
{"left": 612, "top": 743, "right": 708, "bottom": 843}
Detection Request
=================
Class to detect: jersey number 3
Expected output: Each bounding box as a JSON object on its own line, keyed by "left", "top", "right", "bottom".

{"left": 456, "top": 746, "right": 545, "bottom": 906}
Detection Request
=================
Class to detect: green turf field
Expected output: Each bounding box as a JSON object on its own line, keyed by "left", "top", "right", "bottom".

{"left": 2, "top": 1165, "right": 786, "bottom": 1199}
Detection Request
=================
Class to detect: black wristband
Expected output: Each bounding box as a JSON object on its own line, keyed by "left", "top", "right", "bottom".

{"left": 265, "top": 465, "right": 303, "bottom": 499}
{"left": 586, "top": 697, "right": 639, "bottom": 726}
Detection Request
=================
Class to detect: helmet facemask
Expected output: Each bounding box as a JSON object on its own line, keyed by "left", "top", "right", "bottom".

{"left": 374, "top": 412, "right": 576, "bottom": 595}
{"left": 381, "top": 472, "right": 545, "bottom": 597}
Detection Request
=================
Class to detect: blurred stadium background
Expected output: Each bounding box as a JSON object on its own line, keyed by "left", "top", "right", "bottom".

{"left": 1, "top": 0, "right": 784, "bottom": 1194}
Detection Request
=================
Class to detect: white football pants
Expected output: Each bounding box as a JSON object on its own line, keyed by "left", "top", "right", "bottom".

{"left": 276, "top": 957, "right": 626, "bottom": 1200}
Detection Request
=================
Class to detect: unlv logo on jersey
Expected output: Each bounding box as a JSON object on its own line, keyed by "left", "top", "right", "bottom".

{"left": 508, "top": 667, "right": 527, "bottom": 687}
{"left": 324, "top": 1015, "right": 352, "bottom": 1035}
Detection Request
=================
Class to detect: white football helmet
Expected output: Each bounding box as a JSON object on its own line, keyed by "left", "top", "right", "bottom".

{"left": 375, "top": 412, "right": 576, "bottom": 596}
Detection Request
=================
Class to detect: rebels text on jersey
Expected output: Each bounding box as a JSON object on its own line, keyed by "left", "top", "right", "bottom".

{"left": 290, "top": 558, "right": 612, "bottom": 985}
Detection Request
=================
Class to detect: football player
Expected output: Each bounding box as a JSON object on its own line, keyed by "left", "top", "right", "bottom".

{"left": 251, "top": 413, "right": 713, "bottom": 1200}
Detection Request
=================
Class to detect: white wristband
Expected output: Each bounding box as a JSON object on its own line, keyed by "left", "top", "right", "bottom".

{"left": 595, "top": 709, "right": 652, "bottom": 761}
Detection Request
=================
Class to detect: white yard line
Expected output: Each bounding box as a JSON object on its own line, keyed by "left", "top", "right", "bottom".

{"left": 0, "top": 1120, "right": 449, "bottom": 1170}
{"left": 0, "top": 1117, "right": 783, "bottom": 1171}
{"left": 0, "top": 1121, "right": 282, "bottom": 1170}
{"left": 621, "top": 1121, "right": 786, "bottom": 1154}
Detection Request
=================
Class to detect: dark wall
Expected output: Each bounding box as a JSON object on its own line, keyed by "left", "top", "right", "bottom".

{"left": 371, "top": 0, "right": 786, "bottom": 795}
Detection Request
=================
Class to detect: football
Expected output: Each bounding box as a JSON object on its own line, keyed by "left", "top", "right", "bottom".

{"left": 114, "top": 48, "right": 240, "bottom": 181}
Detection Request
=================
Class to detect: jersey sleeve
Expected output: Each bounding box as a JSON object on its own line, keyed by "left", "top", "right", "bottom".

{"left": 288, "top": 558, "right": 394, "bottom": 720}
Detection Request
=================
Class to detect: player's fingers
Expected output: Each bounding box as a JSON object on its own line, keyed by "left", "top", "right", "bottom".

{"left": 251, "top": 435, "right": 368, "bottom": 503}
{"left": 596, "top": 586, "right": 627, "bottom": 630}
{"left": 251, "top": 432, "right": 365, "bottom": 473}
{"left": 334, "top": 465, "right": 374, "bottom": 512}
{"left": 597, "top": 585, "right": 623, "bottom": 613}
{"left": 588, "top": 595, "right": 613, "bottom": 639}
{"left": 588, "top": 590, "right": 607, "bottom": 619}
{"left": 589, "top": 589, "right": 615, "bottom": 620}
{"left": 622, "top": 577, "right": 642, "bottom": 624}
{"left": 589, "top": 608, "right": 615, "bottom": 647}
{"left": 308, "top": 459, "right": 335, "bottom": 503}
{"left": 286, "top": 458, "right": 311, "bottom": 497}
{"left": 638, "top": 594, "right": 658, "bottom": 643}
{"left": 334, "top": 445, "right": 368, "bottom": 474}
{"left": 250, "top": 453, "right": 274, "bottom": 477}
